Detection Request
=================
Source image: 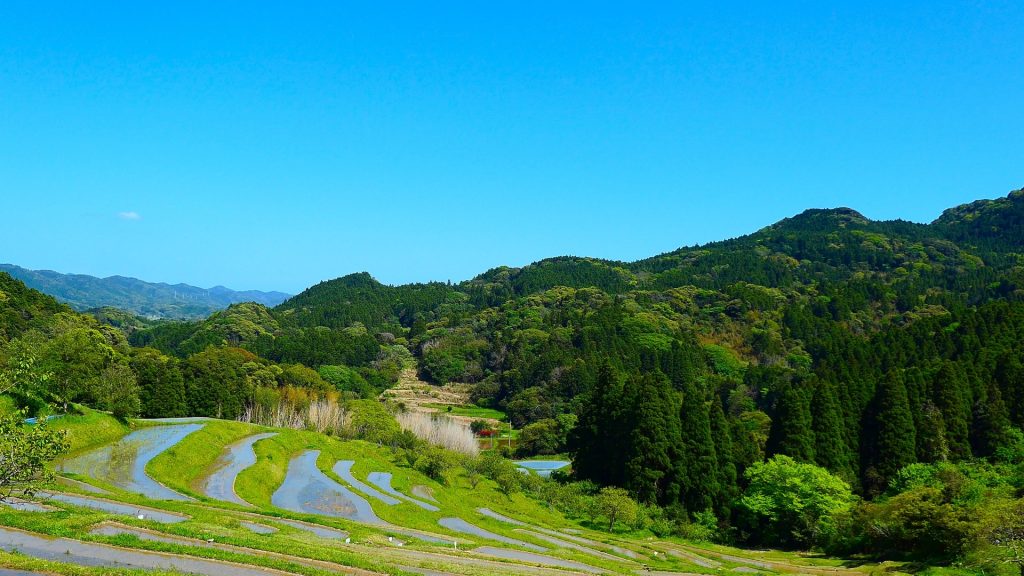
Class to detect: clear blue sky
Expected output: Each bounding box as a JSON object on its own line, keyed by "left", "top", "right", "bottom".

{"left": 1, "top": 2, "right": 1022, "bottom": 294}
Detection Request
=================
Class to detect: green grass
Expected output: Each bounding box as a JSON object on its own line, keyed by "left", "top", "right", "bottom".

{"left": 423, "top": 403, "right": 507, "bottom": 421}
{"left": 51, "top": 407, "right": 131, "bottom": 456}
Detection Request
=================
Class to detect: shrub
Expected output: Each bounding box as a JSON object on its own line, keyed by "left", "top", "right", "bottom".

{"left": 414, "top": 446, "right": 459, "bottom": 484}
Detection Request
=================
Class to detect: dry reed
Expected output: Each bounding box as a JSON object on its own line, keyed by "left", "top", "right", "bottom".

{"left": 238, "top": 399, "right": 349, "bottom": 434}
{"left": 397, "top": 411, "right": 479, "bottom": 456}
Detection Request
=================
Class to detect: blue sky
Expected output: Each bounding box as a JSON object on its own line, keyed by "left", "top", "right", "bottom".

{"left": 1, "top": 2, "right": 1022, "bottom": 293}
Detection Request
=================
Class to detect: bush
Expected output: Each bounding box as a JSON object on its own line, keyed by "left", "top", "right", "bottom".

{"left": 470, "top": 419, "right": 491, "bottom": 435}
{"left": 851, "top": 487, "right": 975, "bottom": 561}
{"left": 345, "top": 399, "right": 401, "bottom": 444}
{"left": 414, "top": 446, "right": 459, "bottom": 484}
{"left": 495, "top": 470, "right": 522, "bottom": 496}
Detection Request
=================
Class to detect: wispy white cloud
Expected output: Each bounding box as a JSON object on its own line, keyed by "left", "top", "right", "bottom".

{"left": 117, "top": 211, "right": 141, "bottom": 220}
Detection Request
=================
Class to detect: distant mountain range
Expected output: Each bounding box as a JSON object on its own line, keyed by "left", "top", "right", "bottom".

{"left": 0, "top": 264, "right": 290, "bottom": 319}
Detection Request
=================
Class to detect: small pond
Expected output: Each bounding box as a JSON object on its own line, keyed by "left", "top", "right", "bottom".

{"left": 514, "top": 460, "right": 570, "bottom": 478}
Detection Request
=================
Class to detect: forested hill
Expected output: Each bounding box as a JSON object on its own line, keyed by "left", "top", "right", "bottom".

{"left": 26, "top": 187, "right": 1023, "bottom": 558}
{"left": 0, "top": 263, "right": 291, "bottom": 319}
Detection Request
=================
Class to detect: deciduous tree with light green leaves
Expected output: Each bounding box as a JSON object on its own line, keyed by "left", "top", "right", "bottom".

{"left": 739, "top": 455, "right": 855, "bottom": 549}
{"left": 0, "top": 412, "right": 68, "bottom": 501}
{"left": 593, "top": 486, "right": 639, "bottom": 532}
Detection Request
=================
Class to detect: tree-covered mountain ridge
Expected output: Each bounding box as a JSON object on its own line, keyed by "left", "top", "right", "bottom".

{"left": 269, "top": 187, "right": 1021, "bottom": 326}
{"left": 0, "top": 263, "right": 291, "bottom": 319}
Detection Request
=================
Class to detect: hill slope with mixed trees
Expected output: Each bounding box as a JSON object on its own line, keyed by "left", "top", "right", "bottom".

{"left": 3, "top": 188, "right": 1023, "bottom": 567}
{"left": 0, "top": 263, "right": 290, "bottom": 319}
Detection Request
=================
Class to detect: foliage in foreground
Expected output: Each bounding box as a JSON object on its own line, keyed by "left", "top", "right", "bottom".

{"left": 0, "top": 411, "right": 68, "bottom": 500}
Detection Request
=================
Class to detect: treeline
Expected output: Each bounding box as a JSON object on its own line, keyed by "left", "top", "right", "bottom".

{"left": 0, "top": 273, "right": 403, "bottom": 422}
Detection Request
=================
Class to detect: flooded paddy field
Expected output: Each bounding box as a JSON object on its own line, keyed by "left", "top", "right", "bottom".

{"left": 0, "top": 526, "right": 292, "bottom": 576}
{"left": 474, "top": 546, "right": 605, "bottom": 574}
{"left": 333, "top": 461, "right": 401, "bottom": 505}
{"left": 239, "top": 521, "right": 278, "bottom": 535}
{"left": 475, "top": 507, "right": 526, "bottom": 526}
{"left": 38, "top": 492, "right": 189, "bottom": 523}
{"left": 273, "top": 518, "right": 349, "bottom": 540}
{"left": 366, "top": 472, "right": 439, "bottom": 511}
{"left": 0, "top": 500, "right": 55, "bottom": 513}
{"left": 202, "top": 432, "right": 278, "bottom": 506}
{"left": 515, "top": 530, "right": 629, "bottom": 563}
{"left": 477, "top": 508, "right": 639, "bottom": 560}
{"left": 514, "top": 460, "right": 570, "bottom": 478}
{"left": 437, "top": 518, "right": 546, "bottom": 552}
{"left": 60, "top": 423, "right": 203, "bottom": 501}
{"left": 271, "top": 450, "right": 384, "bottom": 524}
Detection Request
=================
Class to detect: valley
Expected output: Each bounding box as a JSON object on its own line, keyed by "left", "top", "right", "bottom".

{"left": 1, "top": 410, "right": 896, "bottom": 576}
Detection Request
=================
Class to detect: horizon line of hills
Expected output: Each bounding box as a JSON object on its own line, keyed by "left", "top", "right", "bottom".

{"left": 5, "top": 187, "right": 1023, "bottom": 321}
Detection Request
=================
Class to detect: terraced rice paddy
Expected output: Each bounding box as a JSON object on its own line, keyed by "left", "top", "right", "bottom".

{"left": 333, "top": 461, "right": 401, "bottom": 505}
{"left": 0, "top": 526, "right": 289, "bottom": 576}
{"left": 474, "top": 547, "right": 606, "bottom": 573}
{"left": 271, "top": 450, "right": 384, "bottom": 524}
{"left": 515, "top": 460, "right": 571, "bottom": 478}
{"left": 437, "top": 517, "right": 545, "bottom": 552}
{"left": 366, "top": 472, "right": 440, "bottom": 511}
{"left": 0, "top": 500, "right": 54, "bottom": 513}
{"left": 0, "top": 414, "right": 892, "bottom": 576}
{"left": 60, "top": 423, "right": 203, "bottom": 500}
{"left": 38, "top": 492, "right": 189, "bottom": 523}
{"left": 202, "top": 432, "right": 278, "bottom": 506}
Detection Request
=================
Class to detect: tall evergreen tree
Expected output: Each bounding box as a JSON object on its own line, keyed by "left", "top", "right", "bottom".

{"left": 863, "top": 371, "right": 917, "bottom": 495}
{"left": 915, "top": 400, "right": 950, "bottom": 463}
{"left": 569, "top": 359, "right": 625, "bottom": 486}
{"left": 768, "top": 374, "right": 816, "bottom": 463}
{"left": 708, "top": 389, "right": 738, "bottom": 516}
{"left": 623, "top": 371, "right": 684, "bottom": 505}
{"left": 994, "top": 352, "right": 1024, "bottom": 428}
{"left": 676, "top": 372, "right": 720, "bottom": 515}
{"left": 971, "top": 379, "right": 1011, "bottom": 457}
{"left": 811, "top": 380, "right": 852, "bottom": 480}
{"left": 932, "top": 362, "right": 973, "bottom": 460}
